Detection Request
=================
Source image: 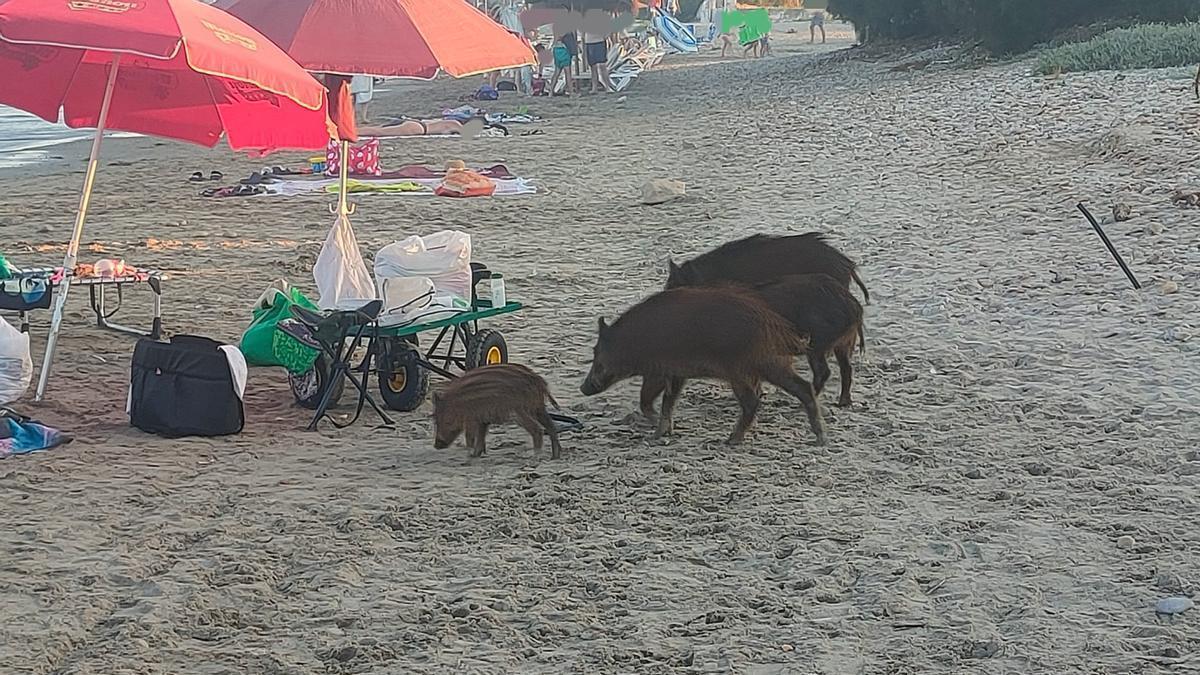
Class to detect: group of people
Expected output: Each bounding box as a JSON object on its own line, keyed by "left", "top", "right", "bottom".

{"left": 483, "top": 2, "right": 633, "bottom": 97}
{"left": 547, "top": 23, "right": 619, "bottom": 96}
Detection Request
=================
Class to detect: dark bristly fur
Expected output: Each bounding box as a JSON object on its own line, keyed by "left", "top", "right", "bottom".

{"left": 641, "top": 274, "right": 864, "bottom": 416}
{"left": 433, "top": 364, "right": 563, "bottom": 459}
{"left": 666, "top": 232, "right": 871, "bottom": 306}
{"left": 580, "top": 286, "right": 827, "bottom": 446}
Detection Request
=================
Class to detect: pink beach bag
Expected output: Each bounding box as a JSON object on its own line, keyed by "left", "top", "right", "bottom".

{"left": 325, "top": 138, "right": 382, "bottom": 177}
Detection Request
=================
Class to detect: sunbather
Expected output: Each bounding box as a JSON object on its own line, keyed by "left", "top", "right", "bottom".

{"left": 359, "top": 119, "right": 465, "bottom": 136}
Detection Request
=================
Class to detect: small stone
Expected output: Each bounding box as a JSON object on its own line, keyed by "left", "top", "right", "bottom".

{"left": 1116, "top": 535, "right": 1135, "bottom": 549}
{"left": 1112, "top": 203, "right": 1132, "bottom": 221}
{"left": 1155, "top": 597, "right": 1194, "bottom": 616}
{"left": 1160, "top": 280, "right": 1179, "bottom": 295}
{"left": 641, "top": 178, "right": 686, "bottom": 205}
{"left": 1144, "top": 222, "right": 1164, "bottom": 235}
{"left": 780, "top": 644, "right": 794, "bottom": 652}
{"left": 963, "top": 467, "right": 985, "bottom": 480}
{"left": 450, "top": 605, "right": 470, "bottom": 618}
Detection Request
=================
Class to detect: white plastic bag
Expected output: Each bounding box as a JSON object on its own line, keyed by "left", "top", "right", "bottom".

{"left": 376, "top": 276, "right": 435, "bottom": 327}
{"left": 314, "top": 216, "right": 377, "bottom": 311}
{"left": 0, "top": 316, "right": 32, "bottom": 405}
{"left": 374, "top": 230, "right": 472, "bottom": 302}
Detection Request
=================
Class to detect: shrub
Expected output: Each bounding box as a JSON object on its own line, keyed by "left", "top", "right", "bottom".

{"left": 1035, "top": 22, "right": 1200, "bottom": 74}
{"left": 827, "top": 0, "right": 1200, "bottom": 54}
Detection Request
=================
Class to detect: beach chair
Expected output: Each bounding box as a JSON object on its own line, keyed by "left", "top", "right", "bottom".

{"left": 281, "top": 299, "right": 396, "bottom": 431}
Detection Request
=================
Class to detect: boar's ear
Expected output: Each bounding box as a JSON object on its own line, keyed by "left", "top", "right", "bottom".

{"left": 597, "top": 316, "right": 610, "bottom": 336}
{"left": 667, "top": 259, "right": 680, "bottom": 276}
{"left": 431, "top": 390, "right": 442, "bottom": 406}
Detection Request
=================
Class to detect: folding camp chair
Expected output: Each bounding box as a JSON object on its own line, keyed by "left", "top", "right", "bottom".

{"left": 281, "top": 299, "right": 396, "bottom": 431}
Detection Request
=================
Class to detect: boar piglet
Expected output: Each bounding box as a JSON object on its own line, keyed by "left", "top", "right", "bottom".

{"left": 433, "top": 364, "right": 563, "bottom": 459}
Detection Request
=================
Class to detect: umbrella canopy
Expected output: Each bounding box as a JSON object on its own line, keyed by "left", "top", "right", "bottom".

{"left": 0, "top": 0, "right": 336, "bottom": 400}
{"left": 217, "top": 0, "right": 538, "bottom": 79}
{"left": 0, "top": 0, "right": 334, "bottom": 152}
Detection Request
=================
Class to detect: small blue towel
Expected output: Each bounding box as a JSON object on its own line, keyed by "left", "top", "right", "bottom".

{"left": 0, "top": 417, "right": 70, "bottom": 458}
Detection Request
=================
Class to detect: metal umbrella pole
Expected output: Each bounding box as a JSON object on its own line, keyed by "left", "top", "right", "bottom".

{"left": 35, "top": 54, "right": 123, "bottom": 401}
{"left": 330, "top": 138, "right": 356, "bottom": 221}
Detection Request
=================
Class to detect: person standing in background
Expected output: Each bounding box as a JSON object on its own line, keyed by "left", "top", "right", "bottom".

{"left": 810, "top": 10, "right": 826, "bottom": 44}
{"left": 582, "top": 9, "right": 615, "bottom": 94}
{"left": 349, "top": 74, "right": 373, "bottom": 123}
{"left": 550, "top": 28, "right": 579, "bottom": 96}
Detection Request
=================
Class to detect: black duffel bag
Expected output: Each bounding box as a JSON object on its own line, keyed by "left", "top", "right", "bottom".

{"left": 129, "top": 335, "right": 244, "bottom": 438}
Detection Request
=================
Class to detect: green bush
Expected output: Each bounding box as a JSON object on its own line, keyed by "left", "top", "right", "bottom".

{"left": 826, "top": 0, "right": 1200, "bottom": 53}
{"left": 1035, "top": 23, "right": 1200, "bottom": 73}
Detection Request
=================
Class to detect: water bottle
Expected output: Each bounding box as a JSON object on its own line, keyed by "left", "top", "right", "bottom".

{"left": 490, "top": 274, "right": 506, "bottom": 308}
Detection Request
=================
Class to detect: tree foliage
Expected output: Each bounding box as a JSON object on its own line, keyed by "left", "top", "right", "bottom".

{"left": 826, "top": 0, "right": 1200, "bottom": 52}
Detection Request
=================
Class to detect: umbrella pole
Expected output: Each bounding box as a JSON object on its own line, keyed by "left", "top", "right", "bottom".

{"left": 35, "top": 54, "right": 122, "bottom": 401}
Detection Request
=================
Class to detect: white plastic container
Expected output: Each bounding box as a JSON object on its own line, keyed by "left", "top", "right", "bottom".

{"left": 490, "top": 274, "right": 506, "bottom": 308}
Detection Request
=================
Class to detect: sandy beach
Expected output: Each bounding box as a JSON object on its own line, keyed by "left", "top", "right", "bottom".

{"left": 2, "top": 22, "right": 1199, "bottom": 673}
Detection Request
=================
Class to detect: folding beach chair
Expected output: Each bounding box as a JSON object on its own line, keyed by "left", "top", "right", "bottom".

{"left": 280, "top": 299, "right": 396, "bottom": 431}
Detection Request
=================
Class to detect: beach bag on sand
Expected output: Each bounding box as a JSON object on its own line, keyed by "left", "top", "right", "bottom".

{"left": 374, "top": 231, "right": 472, "bottom": 302}
{"left": 129, "top": 336, "right": 245, "bottom": 438}
{"left": 325, "top": 138, "right": 381, "bottom": 178}
{"left": 240, "top": 285, "right": 320, "bottom": 373}
{"left": 314, "top": 216, "right": 378, "bottom": 311}
{"left": 0, "top": 316, "right": 31, "bottom": 405}
{"left": 435, "top": 170, "right": 495, "bottom": 198}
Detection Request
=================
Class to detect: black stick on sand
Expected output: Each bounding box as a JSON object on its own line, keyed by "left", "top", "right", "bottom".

{"left": 1077, "top": 202, "right": 1141, "bottom": 290}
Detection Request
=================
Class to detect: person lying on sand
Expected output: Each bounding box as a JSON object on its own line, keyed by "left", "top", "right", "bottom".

{"left": 358, "top": 119, "right": 465, "bottom": 136}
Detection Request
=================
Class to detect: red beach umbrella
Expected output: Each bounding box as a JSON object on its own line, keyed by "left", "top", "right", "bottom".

{"left": 0, "top": 0, "right": 336, "bottom": 400}
{"left": 216, "top": 0, "right": 538, "bottom": 80}
{"left": 218, "top": 0, "right": 540, "bottom": 310}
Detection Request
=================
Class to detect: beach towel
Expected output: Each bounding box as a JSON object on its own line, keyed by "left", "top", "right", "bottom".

{"left": 265, "top": 176, "right": 537, "bottom": 198}
{"left": 0, "top": 410, "right": 71, "bottom": 458}
{"left": 324, "top": 180, "right": 428, "bottom": 194}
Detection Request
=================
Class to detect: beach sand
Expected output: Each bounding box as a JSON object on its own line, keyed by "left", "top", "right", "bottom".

{"left": 2, "top": 24, "right": 1199, "bottom": 674}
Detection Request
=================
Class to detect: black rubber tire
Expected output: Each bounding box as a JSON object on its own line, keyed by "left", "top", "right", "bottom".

{"left": 377, "top": 339, "right": 430, "bottom": 412}
{"left": 289, "top": 353, "right": 345, "bottom": 410}
{"left": 465, "top": 328, "right": 508, "bottom": 370}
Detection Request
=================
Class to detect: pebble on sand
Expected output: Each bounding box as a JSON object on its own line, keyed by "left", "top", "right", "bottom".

{"left": 1155, "top": 597, "right": 1194, "bottom": 616}
{"left": 1159, "top": 280, "right": 1180, "bottom": 295}
{"left": 641, "top": 178, "right": 686, "bottom": 205}
{"left": 1115, "top": 535, "right": 1135, "bottom": 549}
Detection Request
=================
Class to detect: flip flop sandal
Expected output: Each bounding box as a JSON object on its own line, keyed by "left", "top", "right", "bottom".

{"left": 241, "top": 172, "right": 263, "bottom": 185}
{"left": 210, "top": 171, "right": 223, "bottom": 181}
{"left": 200, "top": 187, "right": 220, "bottom": 197}
{"left": 188, "top": 171, "right": 206, "bottom": 182}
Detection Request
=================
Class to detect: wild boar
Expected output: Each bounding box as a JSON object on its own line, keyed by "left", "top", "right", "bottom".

{"left": 666, "top": 232, "right": 870, "bottom": 305}
{"left": 580, "top": 286, "right": 826, "bottom": 445}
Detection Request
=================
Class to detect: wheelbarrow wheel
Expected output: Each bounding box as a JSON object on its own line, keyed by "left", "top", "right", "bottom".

{"left": 289, "top": 354, "right": 345, "bottom": 410}
{"left": 465, "top": 328, "right": 508, "bottom": 370}
{"left": 378, "top": 338, "right": 430, "bottom": 412}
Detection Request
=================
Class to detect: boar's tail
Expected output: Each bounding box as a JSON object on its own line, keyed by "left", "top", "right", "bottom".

{"left": 851, "top": 269, "right": 870, "bottom": 305}
{"left": 857, "top": 322, "right": 867, "bottom": 356}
